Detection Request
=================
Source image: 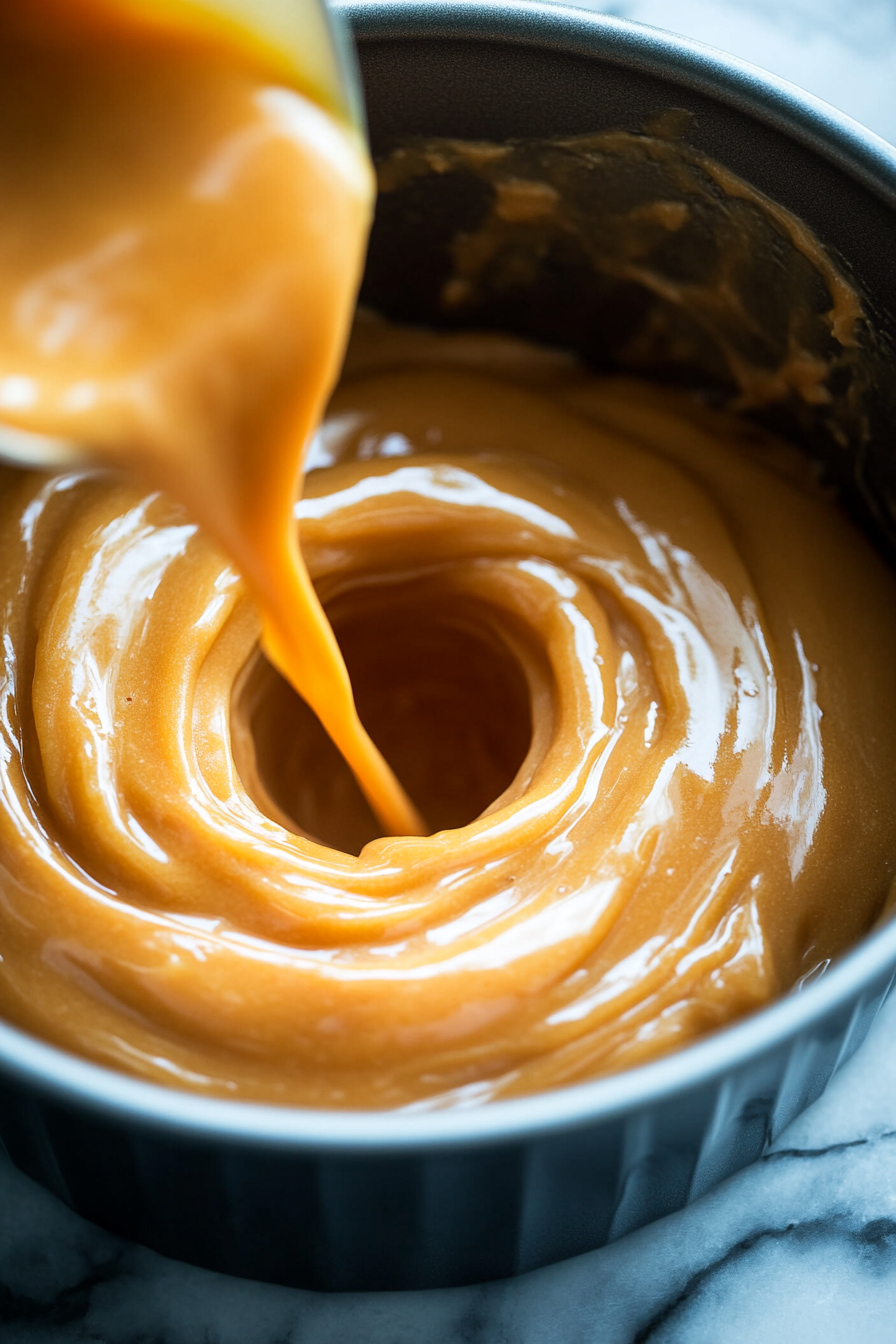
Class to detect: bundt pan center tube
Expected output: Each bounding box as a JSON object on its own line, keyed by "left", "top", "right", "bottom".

{"left": 1, "top": 0, "right": 896, "bottom": 1292}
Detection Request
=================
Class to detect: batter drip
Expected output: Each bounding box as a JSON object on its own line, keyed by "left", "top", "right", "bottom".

{"left": 0, "top": 0, "right": 422, "bottom": 837}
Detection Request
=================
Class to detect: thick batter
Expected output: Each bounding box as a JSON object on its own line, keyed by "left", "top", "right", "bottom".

{"left": 0, "top": 311, "right": 894, "bottom": 1106}
{"left": 0, "top": 1, "right": 894, "bottom": 1109}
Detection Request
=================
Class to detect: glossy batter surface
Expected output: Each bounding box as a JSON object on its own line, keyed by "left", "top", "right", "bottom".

{"left": 1, "top": 315, "right": 895, "bottom": 1108}
{"left": 0, "top": 1, "right": 895, "bottom": 1110}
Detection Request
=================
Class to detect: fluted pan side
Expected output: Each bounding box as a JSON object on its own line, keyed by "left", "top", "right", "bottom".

{"left": 0, "top": 968, "right": 891, "bottom": 1290}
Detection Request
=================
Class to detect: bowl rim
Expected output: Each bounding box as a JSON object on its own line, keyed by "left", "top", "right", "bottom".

{"left": 3, "top": 915, "right": 896, "bottom": 1152}
{"left": 2, "top": 0, "right": 896, "bottom": 1157}
{"left": 345, "top": 0, "right": 896, "bottom": 209}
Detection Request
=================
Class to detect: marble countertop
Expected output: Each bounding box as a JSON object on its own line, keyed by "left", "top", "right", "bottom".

{"left": 605, "top": 0, "right": 896, "bottom": 146}
{"left": 3, "top": 3, "right": 896, "bottom": 1340}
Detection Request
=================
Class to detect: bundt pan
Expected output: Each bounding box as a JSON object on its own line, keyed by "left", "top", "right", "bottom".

{"left": 1, "top": 0, "right": 896, "bottom": 1293}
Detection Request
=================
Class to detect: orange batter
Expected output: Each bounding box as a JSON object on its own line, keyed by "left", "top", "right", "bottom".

{"left": 0, "top": 0, "right": 894, "bottom": 1109}
{"left": 0, "top": 0, "right": 421, "bottom": 836}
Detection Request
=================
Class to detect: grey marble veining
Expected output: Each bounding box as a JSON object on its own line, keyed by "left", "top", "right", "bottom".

{"left": 3, "top": 2, "right": 896, "bottom": 1339}
{"left": 5, "top": 990, "right": 896, "bottom": 1342}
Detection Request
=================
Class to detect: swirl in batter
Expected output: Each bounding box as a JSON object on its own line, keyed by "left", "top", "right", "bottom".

{"left": 0, "top": 0, "right": 895, "bottom": 1110}
{"left": 1, "top": 317, "right": 895, "bottom": 1108}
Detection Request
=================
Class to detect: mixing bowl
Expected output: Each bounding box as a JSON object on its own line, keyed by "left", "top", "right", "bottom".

{"left": 1, "top": 0, "right": 896, "bottom": 1292}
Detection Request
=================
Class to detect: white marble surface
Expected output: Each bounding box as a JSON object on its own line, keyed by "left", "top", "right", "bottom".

{"left": 3, "top": 2, "right": 896, "bottom": 1340}
{"left": 602, "top": 0, "right": 896, "bottom": 145}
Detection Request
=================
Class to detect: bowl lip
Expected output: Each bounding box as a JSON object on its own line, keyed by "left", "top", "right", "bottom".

{"left": 343, "top": 0, "right": 896, "bottom": 211}
{"left": 2, "top": 0, "right": 896, "bottom": 1158}
{"left": 2, "top": 915, "right": 896, "bottom": 1153}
